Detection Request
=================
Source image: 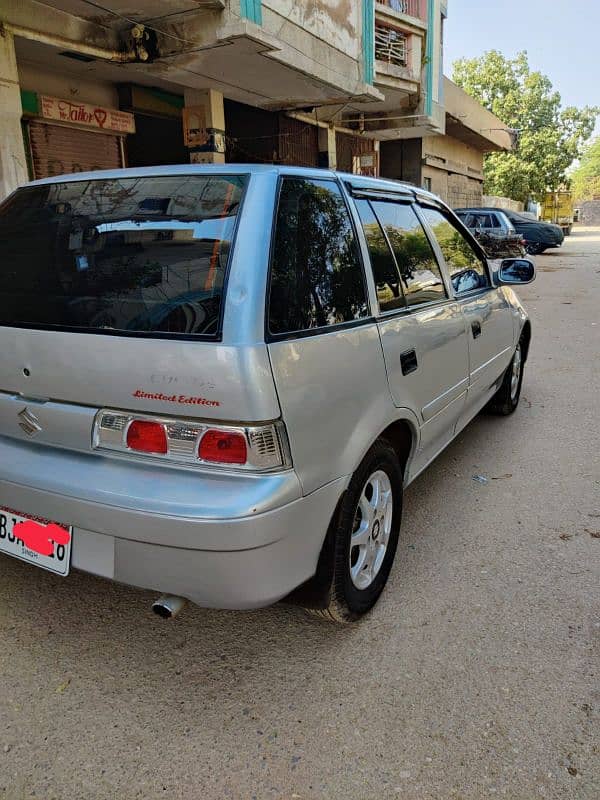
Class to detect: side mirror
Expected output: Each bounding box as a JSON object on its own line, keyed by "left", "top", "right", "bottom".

{"left": 496, "top": 258, "right": 536, "bottom": 285}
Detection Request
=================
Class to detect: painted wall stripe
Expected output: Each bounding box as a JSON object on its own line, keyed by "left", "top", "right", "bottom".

{"left": 240, "top": 0, "right": 262, "bottom": 25}
{"left": 362, "top": 0, "right": 374, "bottom": 85}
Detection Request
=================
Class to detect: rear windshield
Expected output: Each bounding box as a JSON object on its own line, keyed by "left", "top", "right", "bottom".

{"left": 0, "top": 175, "right": 247, "bottom": 337}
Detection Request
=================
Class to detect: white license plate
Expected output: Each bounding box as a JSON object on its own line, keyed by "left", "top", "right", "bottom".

{"left": 0, "top": 507, "right": 72, "bottom": 576}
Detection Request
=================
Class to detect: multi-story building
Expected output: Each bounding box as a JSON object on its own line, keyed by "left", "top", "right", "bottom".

{"left": 382, "top": 77, "right": 514, "bottom": 206}
{"left": 0, "top": 0, "right": 449, "bottom": 199}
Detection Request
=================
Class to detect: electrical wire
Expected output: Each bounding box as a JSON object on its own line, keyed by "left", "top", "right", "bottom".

{"left": 74, "top": 0, "right": 197, "bottom": 45}
{"left": 75, "top": 0, "right": 370, "bottom": 102}
{"left": 62, "top": 0, "right": 372, "bottom": 156}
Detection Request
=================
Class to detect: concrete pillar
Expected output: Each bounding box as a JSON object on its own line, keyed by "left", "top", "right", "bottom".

{"left": 318, "top": 125, "right": 337, "bottom": 170}
{"left": 0, "top": 30, "right": 28, "bottom": 200}
{"left": 183, "top": 88, "right": 226, "bottom": 164}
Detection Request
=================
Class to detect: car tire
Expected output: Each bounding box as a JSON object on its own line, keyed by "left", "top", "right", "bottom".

{"left": 308, "top": 440, "right": 403, "bottom": 624}
{"left": 487, "top": 338, "right": 525, "bottom": 416}
{"left": 525, "top": 241, "right": 544, "bottom": 255}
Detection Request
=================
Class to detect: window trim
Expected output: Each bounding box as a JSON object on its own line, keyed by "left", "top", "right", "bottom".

{"left": 374, "top": 294, "right": 455, "bottom": 323}
{"left": 0, "top": 173, "right": 250, "bottom": 342}
{"left": 416, "top": 201, "right": 493, "bottom": 299}
{"left": 351, "top": 194, "right": 454, "bottom": 321}
{"left": 352, "top": 195, "right": 408, "bottom": 315}
{"left": 346, "top": 183, "right": 416, "bottom": 204}
{"left": 265, "top": 174, "right": 373, "bottom": 343}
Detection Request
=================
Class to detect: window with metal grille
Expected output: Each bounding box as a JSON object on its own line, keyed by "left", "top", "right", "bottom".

{"left": 375, "top": 23, "right": 408, "bottom": 68}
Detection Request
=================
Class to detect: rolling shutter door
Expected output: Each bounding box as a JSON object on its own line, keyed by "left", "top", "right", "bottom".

{"left": 28, "top": 121, "right": 123, "bottom": 179}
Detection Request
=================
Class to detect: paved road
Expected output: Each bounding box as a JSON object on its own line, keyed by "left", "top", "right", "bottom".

{"left": 1, "top": 229, "right": 598, "bottom": 800}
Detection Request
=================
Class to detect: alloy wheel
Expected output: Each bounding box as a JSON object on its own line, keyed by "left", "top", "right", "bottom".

{"left": 349, "top": 470, "right": 393, "bottom": 590}
{"left": 510, "top": 344, "right": 522, "bottom": 401}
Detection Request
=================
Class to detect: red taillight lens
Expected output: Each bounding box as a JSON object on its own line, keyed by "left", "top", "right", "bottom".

{"left": 126, "top": 420, "right": 168, "bottom": 454}
{"left": 199, "top": 429, "right": 247, "bottom": 464}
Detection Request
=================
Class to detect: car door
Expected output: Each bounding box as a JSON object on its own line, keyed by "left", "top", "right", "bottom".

{"left": 419, "top": 205, "right": 515, "bottom": 426}
{"left": 266, "top": 175, "right": 395, "bottom": 496}
{"left": 352, "top": 194, "right": 469, "bottom": 473}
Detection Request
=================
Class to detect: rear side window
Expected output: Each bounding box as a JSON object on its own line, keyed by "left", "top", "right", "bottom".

{"left": 268, "top": 178, "right": 368, "bottom": 336}
{"left": 0, "top": 175, "right": 247, "bottom": 337}
{"left": 370, "top": 200, "right": 447, "bottom": 307}
{"left": 354, "top": 199, "right": 405, "bottom": 312}
{"left": 420, "top": 207, "right": 490, "bottom": 295}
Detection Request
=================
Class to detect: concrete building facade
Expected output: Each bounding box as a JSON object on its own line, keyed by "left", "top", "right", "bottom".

{"left": 0, "top": 0, "right": 451, "bottom": 199}
{"left": 381, "top": 78, "right": 513, "bottom": 206}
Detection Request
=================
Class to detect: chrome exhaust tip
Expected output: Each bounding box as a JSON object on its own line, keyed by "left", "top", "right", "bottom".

{"left": 152, "top": 595, "right": 188, "bottom": 619}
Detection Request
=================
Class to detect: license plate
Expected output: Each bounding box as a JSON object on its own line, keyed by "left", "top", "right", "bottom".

{"left": 0, "top": 507, "right": 72, "bottom": 576}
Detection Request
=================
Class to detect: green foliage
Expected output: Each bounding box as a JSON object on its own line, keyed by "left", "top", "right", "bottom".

{"left": 571, "top": 137, "right": 600, "bottom": 202}
{"left": 452, "top": 51, "right": 598, "bottom": 203}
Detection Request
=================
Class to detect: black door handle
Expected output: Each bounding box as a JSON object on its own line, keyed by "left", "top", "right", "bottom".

{"left": 471, "top": 321, "right": 482, "bottom": 339}
{"left": 400, "top": 349, "right": 418, "bottom": 375}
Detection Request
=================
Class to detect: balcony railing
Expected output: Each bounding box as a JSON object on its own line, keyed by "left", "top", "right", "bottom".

{"left": 376, "top": 0, "right": 425, "bottom": 21}
{"left": 375, "top": 22, "right": 408, "bottom": 68}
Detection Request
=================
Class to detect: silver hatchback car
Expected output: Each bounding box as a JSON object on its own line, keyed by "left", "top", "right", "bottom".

{"left": 0, "top": 165, "right": 534, "bottom": 622}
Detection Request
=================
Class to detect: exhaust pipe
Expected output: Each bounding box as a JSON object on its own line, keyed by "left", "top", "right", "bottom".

{"left": 152, "top": 595, "right": 188, "bottom": 619}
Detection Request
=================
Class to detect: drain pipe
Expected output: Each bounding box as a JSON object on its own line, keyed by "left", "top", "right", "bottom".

{"left": 152, "top": 595, "right": 188, "bottom": 619}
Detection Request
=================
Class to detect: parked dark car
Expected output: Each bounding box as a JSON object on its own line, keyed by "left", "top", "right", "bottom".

{"left": 454, "top": 209, "right": 526, "bottom": 258}
{"left": 456, "top": 207, "right": 564, "bottom": 255}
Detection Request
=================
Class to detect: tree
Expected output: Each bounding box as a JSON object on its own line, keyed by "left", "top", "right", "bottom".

{"left": 452, "top": 51, "right": 598, "bottom": 203}
{"left": 571, "top": 137, "right": 600, "bottom": 202}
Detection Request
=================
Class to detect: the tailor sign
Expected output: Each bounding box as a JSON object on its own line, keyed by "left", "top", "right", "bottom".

{"left": 39, "top": 95, "right": 136, "bottom": 134}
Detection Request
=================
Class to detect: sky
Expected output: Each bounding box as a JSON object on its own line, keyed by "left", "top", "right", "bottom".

{"left": 444, "top": 0, "right": 600, "bottom": 136}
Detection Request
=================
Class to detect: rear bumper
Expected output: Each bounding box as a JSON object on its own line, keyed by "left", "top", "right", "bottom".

{"left": 0, "top": 436, "right": 345, "bottom": 609}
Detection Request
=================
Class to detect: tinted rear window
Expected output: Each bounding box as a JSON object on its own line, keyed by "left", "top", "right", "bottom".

{"left": 0, "top": 175, "right": 247, "bottom": 337}
{"left": 268, "top": 177, "right": 368, "bottom": 336}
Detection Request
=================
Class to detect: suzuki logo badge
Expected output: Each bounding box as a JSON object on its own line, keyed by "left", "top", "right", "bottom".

{"left": 18, "top": 407, "right": 42, "bottom": 436}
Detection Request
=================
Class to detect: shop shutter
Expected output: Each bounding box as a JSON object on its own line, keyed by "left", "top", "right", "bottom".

{"left": 224, "top": 101, "right": 319, "bottom": 167}
{"left": 28, "top": 121, "right": 123, "bottom": 179}
{"left": 336, "top": 131, "right": 376, "bottom": 174}
{"left": 224, "top": 99, "right": 279, "bottom": 164}
{"left": 278, "top": 115, "right": 319, "bottom": 167}
{"left": 126, "top": 114, "right": 188, "bottom": 167}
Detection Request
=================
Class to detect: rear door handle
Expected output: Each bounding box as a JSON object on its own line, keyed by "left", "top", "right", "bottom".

{"left": 400, "top": 349, "right": 418, "bottom": 376}
{"left": 471, "top": 321, "right": 482, "bottom": 339}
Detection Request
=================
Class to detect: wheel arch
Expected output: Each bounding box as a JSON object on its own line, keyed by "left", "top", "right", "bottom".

{"left": 520, "top": 319, "right": 532, "bottom": 362}
{"left": 377, "top": 417, "right": 417, "bottom": 480}
{"left": 286, "top": 415, "right": 417, "bottom": 610}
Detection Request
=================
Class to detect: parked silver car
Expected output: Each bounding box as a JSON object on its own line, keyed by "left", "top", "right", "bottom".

{"left": 0, "top": 165, "right": 535, "bottom": 623}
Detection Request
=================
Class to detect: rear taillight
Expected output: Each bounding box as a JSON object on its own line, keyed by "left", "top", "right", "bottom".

{"left": 198, "top": 429, "right": 247, "bottom": 464}
{"left": 126, "top": 420, "right": 168, "bottom": 454}
{"left": 93, "top": 410, "right": 290, "bottom": 471}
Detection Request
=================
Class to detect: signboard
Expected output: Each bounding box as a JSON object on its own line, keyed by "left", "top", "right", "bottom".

{"left": 39, "top": 95, "right": 135, "bottom": 134}
{"left": 352, "top": 151, "right": 379, "bottom": 177}
{"left": 182, "top": 106, "right": 208, "bottom": 147}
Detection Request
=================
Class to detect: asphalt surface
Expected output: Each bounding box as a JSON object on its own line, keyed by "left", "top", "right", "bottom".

{"left": 0, "top": 228, "right": 599, "bottom": 800}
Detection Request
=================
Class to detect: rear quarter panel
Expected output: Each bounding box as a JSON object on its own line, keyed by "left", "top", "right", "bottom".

{"left": 268, "top": 324, "right": 419, "bottom": 496}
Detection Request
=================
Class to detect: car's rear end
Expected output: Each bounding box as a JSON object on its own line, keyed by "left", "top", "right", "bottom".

{"left": 0, "top": 167, "right": 339, "bottom": 609}
{"left": 454, "top": 209, "right": 525, "bottom": 258}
